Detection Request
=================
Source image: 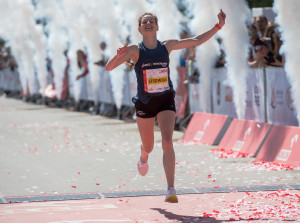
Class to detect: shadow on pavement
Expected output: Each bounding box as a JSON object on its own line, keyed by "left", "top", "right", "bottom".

{"left": 151, "top": 208, "right": 220, "bottom": 222}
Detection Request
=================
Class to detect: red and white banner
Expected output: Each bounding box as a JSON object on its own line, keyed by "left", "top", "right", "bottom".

{"left": 182, "top": 112, "right": 231, "bottom": 145}
{"left": 265, "top": 67, "right": 298, "bottom": 126}
{"left": 256, "top": 125, "right": 300, "bottom": 167}
{"left": 218, "top": 119, "right": 272, "bottom": 156}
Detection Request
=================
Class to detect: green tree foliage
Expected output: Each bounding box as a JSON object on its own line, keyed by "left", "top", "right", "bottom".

{"left": 247, "top": 0, "right": 274, "bottom": 8}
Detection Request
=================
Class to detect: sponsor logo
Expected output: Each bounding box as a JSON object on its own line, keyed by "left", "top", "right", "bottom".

{"left": 254, "top": 85, "right": 261, "bottom": 107}
{"left": 142, "top": 62, "right": 168, "bottom": 68}
{"left": 233, "top": 140, "right": 244, "bottom": 151}
{"left": 271, "top": 88, "right": 284, "bottom": 109}
{"left": 270, "top": 88, "right": 276, "bottom": 109}
{"left": 286, "top": 86, "right": 294, "bottom": 111}
{"left": 217, "top": 82, "right": 221, "bottom": 105}
{"left": 275, "top": 134, "right": 298, "bottom": 162}
{"left": 276, "top": 149, "right": 292, "bottom": 161}
{"left": 192, "top": 84, "right": 199, "bottom": 99}
{"left": 225, "top": 86, "right": 233, "bottom": 102}
{"left": 137, "top": 110, "right": 146, "bottom": 116}
{"left": 194, "top": 130, "right": 204, "bottom": 141}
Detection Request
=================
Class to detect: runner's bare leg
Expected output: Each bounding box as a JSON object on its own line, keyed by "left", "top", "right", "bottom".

{"left": 157, "top": 110, "right": 176, "bottom": 188}
{"left": 136, "top": 117, "right": 155, "bottom": 161}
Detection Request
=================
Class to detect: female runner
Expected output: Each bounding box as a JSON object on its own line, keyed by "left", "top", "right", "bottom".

{"left": 106, "top": 9, "right": 226, "bottom": 203}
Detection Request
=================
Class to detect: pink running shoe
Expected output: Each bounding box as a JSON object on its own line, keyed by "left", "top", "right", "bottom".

{"left": 137, "top": 157, "right": 148, "bottom": 176}
{"left": 165, "top": 187, "right": 178, "bottom": 203}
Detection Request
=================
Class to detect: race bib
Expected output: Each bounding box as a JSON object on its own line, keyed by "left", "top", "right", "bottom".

{"left": 143, "top": 67, "right": 170, "bottom": 93}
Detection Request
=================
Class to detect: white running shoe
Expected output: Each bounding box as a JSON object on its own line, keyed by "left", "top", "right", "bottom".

{"left": 165, "top": 187, "right": 178, "bottom": 203}
{"left": 137, "top": 157, "right": 148, "bottom": 176}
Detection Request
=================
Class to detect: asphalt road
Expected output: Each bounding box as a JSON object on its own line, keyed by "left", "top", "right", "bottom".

{"left": 0, "top": 96, "right": 300, "bottom": 222}
{"left": 1, "top": 96, "right": 299, "bottom": 198}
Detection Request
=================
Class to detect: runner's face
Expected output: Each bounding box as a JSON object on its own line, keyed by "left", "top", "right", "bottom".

{"left": 139, "top": 15, "right": 158, "bottom": 35}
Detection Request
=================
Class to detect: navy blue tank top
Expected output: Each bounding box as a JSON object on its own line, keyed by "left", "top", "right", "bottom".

{"left": 133, "top": 40, "right": 174, "bottom": 104}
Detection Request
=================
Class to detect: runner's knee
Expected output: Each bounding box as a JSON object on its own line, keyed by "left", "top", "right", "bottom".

{"left": 142, "top": 144, "right": 154, "bottom": 153}
{"left": 162, "top": 140, "right": 173, "bottom": 152}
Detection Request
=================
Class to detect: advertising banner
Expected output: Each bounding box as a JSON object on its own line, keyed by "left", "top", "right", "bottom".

{"left": 188, "top": 83, "right": 202, "bottom": 113}
{"left": 256, "top": 125, "right": 300, "bottom": 167}
{"left": 265, "top": 67, "right": 298, "bottom": 126}
{"left": 182, "top": 112, "right": 231, "bottom": 145}
{"left": 244, "top": 68, "right": 265, "bottom": 122}
{"left": 175, "top": 67, "right": 188, "bottom": 119}
{"left": 211, "top": 68, "right": 237, "bottom": 118}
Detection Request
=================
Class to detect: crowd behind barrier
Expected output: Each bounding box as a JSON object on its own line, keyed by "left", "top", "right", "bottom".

{"left": 0, "top": 14, "right": 294, "bottom": 127}
{"left": 0, "top": 56, "right": 298, "bottom": 128}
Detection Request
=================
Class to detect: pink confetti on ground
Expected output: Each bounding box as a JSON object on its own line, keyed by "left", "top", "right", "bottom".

{"left": 211, "top": 148, "right": 251, "bottom": 158}
{"left": 198, "top": 190, "right": 300, "bottom": 221}
{"left": 253, "top": 160, "right": 298, "bottom": 171}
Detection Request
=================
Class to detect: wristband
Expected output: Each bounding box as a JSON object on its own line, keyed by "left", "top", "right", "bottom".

{"left": 215, "top": 23, "right": 222, "bottom": 30}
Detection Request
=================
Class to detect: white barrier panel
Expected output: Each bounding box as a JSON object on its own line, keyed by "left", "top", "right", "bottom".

{"left": 0, "top": 70, "right": 4, "bottom": 89}
{"left": 98, "top": 68, "right": 113, "bottom": 104}
{"left": 244, "top": 68, "right": 265, "bottom": 122}
{"left": 265, "top": 67, "right": 298, "bottom": 126}
{"left": 0, "top": 68, "right": 22, "bottom": 91}
{"left": 129, "top": 70, "right": 137, "bottom": 102}
{"left": 211, "top": 68, "right": 237, "bottom": 118}
{"left": 86, "top": 72, "right": 94, "bottom": 101}
{"left": 188, "top": 83, "right": 202, "bottom": 113}
{"left": 175, "top": 67, "right": 188, "bottom": 119}
{"left": 78, "top": 76, "right": 88, "bottom": 100}
{"left": 122, "top": 71, "right": 132, "bottom": 106}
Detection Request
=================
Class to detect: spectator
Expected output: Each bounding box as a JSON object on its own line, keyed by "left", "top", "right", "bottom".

{"left": 0, "top": 49, "right": 5, "bottom": 70}
{"left": 263, "top": 24, "right": 284, "bottom": 67}
{"left": 256, "top": 15, "right": 268, "bottom": 40}
{"left": 6, "top": 47, "right": 17, "bottom": 71}
{"left": 0, "top": 48, "right": 15, "bottom": 71}
{"left": 75, "top": 49, "right": 90, "bottom": 112}
{"left": 94, "top": 42, "right": 108, "bottom": 67}
{"left": 60, "top": 49, "right": 70, "bottom": 102}
{"left": 248, "top": 25, "right": 268, "bottom": 67}
{"left": 184, "top": 46, "right": 200, "bottom": 84}
{"left": 76, "top": 50, "right": 89, "bottom": 80}
{"left": 215, "top": 37, "right": 226, "bottom": 68}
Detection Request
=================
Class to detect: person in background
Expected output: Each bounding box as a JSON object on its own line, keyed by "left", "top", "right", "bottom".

{"left": 76, "top": 50, "right": 89, "bottom": 80}
{"left": 256, "top": 15, "right": 268, "bottom": 40}
{"left": 76, "top": 50, "right": 90, "bottom": 111}
{"left": 94, "top": 42, "right": 108, "bottom": 67}
{"left": 215, "top": 37, "right": 226, "bottom": 68}
{"left": 61, "top": 49, "right": 70, "bottom": 102}
{"left": 264, "top": 24, "right": 284, "bottom": 67}
{"left": 248, "top": 25, "right": 269, "bottom": 68}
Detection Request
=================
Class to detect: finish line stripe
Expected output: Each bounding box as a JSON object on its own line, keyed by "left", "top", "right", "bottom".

{"left": 2, "top": 184, "right": 300, "bottom": 204}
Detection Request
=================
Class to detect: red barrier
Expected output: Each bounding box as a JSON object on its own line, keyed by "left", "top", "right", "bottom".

{"left": 217, "top": 119, "right": 272, "bottom": 157}
{"left": 255, "top": 125, "right": 300, "bottom": 167}
{"left": 182, "top": 112, "right": 231, "bottom": 145}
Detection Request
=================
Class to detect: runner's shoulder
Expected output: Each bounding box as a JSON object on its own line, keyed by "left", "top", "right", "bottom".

{"left": 127, "top": 44, "right": 139, "bottom": 53}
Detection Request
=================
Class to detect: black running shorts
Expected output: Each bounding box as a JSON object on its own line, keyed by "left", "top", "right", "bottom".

{"left": 135, "top": 91, "right": 176, "bottom": 119}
